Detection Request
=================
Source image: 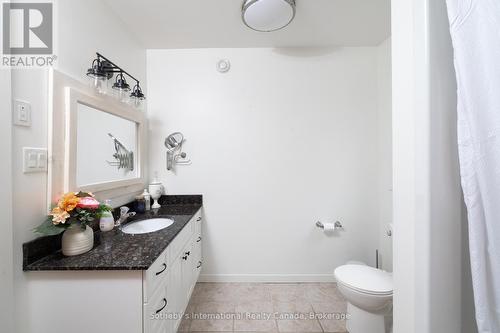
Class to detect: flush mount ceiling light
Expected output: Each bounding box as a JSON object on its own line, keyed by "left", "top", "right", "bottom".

{"left": 242, "top": 0, "right": 296, "bottom": 32}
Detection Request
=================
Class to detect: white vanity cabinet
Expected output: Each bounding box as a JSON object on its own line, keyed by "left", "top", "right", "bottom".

{"left": 28, "top": 210, "right": 202, "bottom": 333}
{"left": 143, "top": 210, "right": 203, "bottom": 333}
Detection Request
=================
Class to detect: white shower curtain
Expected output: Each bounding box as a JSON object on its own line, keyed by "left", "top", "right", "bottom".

{"left": 446, "top": 0, "right": 500, "bottom": 332}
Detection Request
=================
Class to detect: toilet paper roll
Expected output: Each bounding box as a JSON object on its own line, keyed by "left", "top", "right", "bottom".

{"left": 323, "top": 222, "right": 336, "bottom": 232}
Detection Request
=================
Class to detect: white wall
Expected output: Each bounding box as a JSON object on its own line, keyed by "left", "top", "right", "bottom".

{"left": 428, "top": 1, "right": 477, "bottom": 331}
{"left": 53, "top": 0, "right": 146, "bottom": 90}
{"left": 0, "top": 69, "right": 14, "bottom": 333}
{"left": 376, "top": 38, "right": 393, "bottom": 272}
{"left": 11, "top": 1, "right": 146, "bottom": 332}
{"left": 392, "top": 0, "right": 423, "bottom": 330}
{"left": 11, "top": 67, "right": 49, "bottom": 333}
{"left": 392, "top": 0, "right": 477, "bottom": 332}
{"left": 147, "top": 47, "right": 390, "bottom": 281}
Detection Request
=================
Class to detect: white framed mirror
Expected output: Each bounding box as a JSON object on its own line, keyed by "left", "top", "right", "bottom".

{"left": 75, "top": 103, "right": 137, "bottom": 187}
{"left": 48, "top": 69, "right": 146, "bottom": 204}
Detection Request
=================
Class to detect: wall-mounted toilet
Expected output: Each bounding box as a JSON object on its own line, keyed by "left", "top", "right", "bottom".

{"left": 334, "top": 264, "right": 393, "bottom": 333}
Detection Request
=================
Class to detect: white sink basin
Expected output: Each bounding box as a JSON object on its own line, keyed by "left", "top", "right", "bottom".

{"left": 121, "top": 218, "right": 174, "bottom": 235}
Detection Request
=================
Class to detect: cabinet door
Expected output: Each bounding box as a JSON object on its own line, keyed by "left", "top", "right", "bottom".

{"left": 193, "top": 233, "right": 202, "bottom": 284}
{"left": 180, "top": 241, "right": 194, "bottom": 309}
{"left": 168, "top": 256, "right": 183, "bottom": 332}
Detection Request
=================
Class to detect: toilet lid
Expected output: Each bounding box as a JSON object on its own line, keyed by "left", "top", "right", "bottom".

{"left": 334, "top": 265, "right": 393, "bottom": 295}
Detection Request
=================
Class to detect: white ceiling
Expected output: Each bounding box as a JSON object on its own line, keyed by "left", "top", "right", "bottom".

{"left": 103, "top": 0, "right": 391, "bottom": 49}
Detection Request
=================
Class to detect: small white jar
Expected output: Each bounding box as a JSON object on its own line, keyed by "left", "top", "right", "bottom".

{"left": 148, "top": 175, "right": 164, "bottom": 209}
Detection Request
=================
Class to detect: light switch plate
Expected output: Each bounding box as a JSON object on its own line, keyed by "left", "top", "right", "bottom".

{"left": 23, "top": 147, "right": 47, "bottom": 173}
{"left": 13, "top": 100, "right": 32, "bottom": 127}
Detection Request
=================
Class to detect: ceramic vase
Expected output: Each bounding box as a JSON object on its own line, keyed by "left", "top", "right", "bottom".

{"left": 149, "top": 183, "right": 163, "bottom": 209}
{"left": 61, "top": 225, "right": 94, "bottom": 256}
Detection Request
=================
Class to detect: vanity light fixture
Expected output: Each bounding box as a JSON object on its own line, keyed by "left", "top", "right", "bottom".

{"left": 130, "top": 83, "right": 145, "bottom": 100}
{"left": 112, "top": 72, "right": 131, "bottom": 92}
{"left": 86, "top": 57, "right": 112, "bottom": 80}
{"left": 242, "top": 0, "right": 296, "bottom": 32}
{"left": 130, "top": 83, "right": 145, "bottom": 109}
{"left": 86, "top": 52, "right": 145, "bottom": 104}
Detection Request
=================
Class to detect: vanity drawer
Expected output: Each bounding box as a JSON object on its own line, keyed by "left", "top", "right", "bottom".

{"left": 143, "top": 283, "right": 169, "bottom": 333}
{"left": 144, "top": 247, "right": 170, "bottom": 303}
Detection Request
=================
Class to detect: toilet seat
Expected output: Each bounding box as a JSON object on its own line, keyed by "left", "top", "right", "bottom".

{"left": 334, "top": 264, "right": 393, "bottom": 296}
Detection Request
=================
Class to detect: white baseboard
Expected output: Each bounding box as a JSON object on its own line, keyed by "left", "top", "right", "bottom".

{"left": 198, "top": 274, "right": 336, "bottom": 283}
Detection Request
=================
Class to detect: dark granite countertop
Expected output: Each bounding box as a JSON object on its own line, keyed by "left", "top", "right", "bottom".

{"left": 23, "top": 195, "right": 202, "bottom": 271}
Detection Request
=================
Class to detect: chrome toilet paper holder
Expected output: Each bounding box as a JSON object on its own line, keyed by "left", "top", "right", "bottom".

{"left": 316, "top": 221, "right": 343, "bottom": 229}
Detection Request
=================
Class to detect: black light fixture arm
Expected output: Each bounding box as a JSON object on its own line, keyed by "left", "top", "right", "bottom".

{"left": 95, "top": 52, "right": 141, "bottom": 86}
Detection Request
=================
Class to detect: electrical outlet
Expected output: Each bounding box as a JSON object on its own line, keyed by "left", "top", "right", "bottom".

{"left": 23, "top": 147, "right": 47, "bottom": 173}
{"left": 13, "top": 100, "right": 32, "bottom": 127}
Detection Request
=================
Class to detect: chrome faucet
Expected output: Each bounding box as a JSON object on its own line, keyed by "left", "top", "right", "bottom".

{"left": 115, "top": 206, "right": 136, "bottom": 226}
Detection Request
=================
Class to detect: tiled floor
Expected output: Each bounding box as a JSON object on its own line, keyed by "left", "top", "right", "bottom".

{"left": 179, "top": 283, "right": 348, "bottom": 333}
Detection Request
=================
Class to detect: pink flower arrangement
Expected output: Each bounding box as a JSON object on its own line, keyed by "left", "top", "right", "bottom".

{"left": 34, "top": 191, "right": 112, "bottom": 236}
{"left": 76, "top": 197, "right": 100, "bottom": 210}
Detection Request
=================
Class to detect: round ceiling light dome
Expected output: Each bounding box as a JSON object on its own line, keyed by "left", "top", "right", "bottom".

{"left": 242, "top": 0, "right": 296, "bottom": 32}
